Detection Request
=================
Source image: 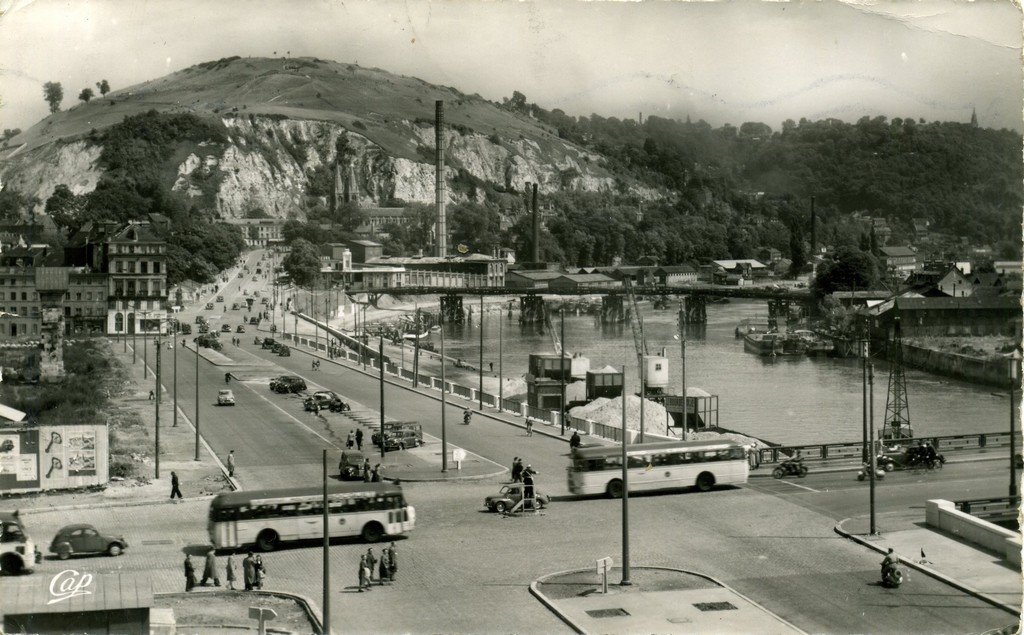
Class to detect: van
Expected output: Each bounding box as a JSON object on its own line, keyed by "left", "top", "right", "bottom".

{"left": 0, "top": 510, "right": 41, "bottom": 574}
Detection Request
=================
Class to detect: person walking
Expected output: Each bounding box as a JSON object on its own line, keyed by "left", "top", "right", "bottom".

{"left": 387, "top": 542, "right": 397, "bottom": 582}
{"left": 523, "top": 469, "right": 536, "bottom": 509}
{"left": 346, "top": 431, "right": 355, "bottom": 450}
{"left": 148, "top": 389, "right": 155, "bottom": 401}
{"left": 358, "top": 554, "right": 371, "bottom": 592}
{"left": 243, "top": 552, "right": 256, "bottom": 591}
{"left": 511, "top": 457, "right": 523, "bottom": 483}
{"left": 226, "top": 450, "right": 235, "bottom": 478}
{"left": 170, "top": 471, "right": 183, "bottom": 499}
{"left": 225, "top": 555, "right": 237, "bottom": 590}
{"left": 362, "top": 461, "right": 372, "bottom": 483}
{"left": 253, "top": 554, "right": 266, "bottom": 589}
{"left": 365, "top": 548, "right": 377, "bottom": 585}
{"left": 355, "top": 429, "right": 364, "bottom": 451}
{"left": 339, "top": 450, "right": 349, "bottom": 477}
{"left": 371, "top": 464, "right": 381, "bottom": 482}
{"left": 378, "top": 548, "right": 390, "bottom": 585}
{"left": 184, "top": 554, "right": 197, "bottom": 592}
{"left": 200, "top": 548, "right": 221, "bottom": 587}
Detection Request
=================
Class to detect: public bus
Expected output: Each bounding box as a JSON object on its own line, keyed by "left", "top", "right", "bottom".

{"left": 208, "top": 482, "right": 415, "bottom": 551}
{"left": 567, "top": 439, "right": 749, "bottom": 498}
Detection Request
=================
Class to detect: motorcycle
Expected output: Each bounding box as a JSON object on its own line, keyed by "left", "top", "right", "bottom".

{"left": 772, "top": 457, "right": 808, "bottom": 479}
{"left": 857, "top": 463, "right": 886, "bottom": 481}
{"left": 881, "top": 563, "right": 904, "bottom": 588}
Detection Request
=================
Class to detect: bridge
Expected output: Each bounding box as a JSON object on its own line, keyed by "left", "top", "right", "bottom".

{"left": 357, "top": 283, "right": 812, "bottom": 325}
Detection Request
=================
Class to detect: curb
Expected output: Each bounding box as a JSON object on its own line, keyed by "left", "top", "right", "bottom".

{"left": 530, "top": 565, "right": 808, "bottom": 635}
{"left": 19, "top": 494, "right": 216, "bottom": 515}
{"left": 154, "top": 589, "right": 324, "bottom": 635}
{"left": 383, "top": 467, "right": 508, "bottom": 483}
{"left": 833, "top": 519, "right": 1020, "bottom": 616}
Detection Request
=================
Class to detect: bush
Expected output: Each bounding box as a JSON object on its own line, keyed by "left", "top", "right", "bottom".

{"left": 109, "top": 458, "right": 136, "bottom": 479}
{"left": 351, "top": 120, "right": 367, "bottom": 131}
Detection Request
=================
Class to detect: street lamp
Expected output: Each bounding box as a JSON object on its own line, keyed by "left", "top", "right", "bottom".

{"left": 866, "top": 341, "right": 877, "bottom": 535}
{"left": 378, "top": 330, "right": 386, "bottom": 461}
{"left": 861, "top": 327, "right": 869, "bottom": 464}
{"left": 559, "top": 307, "right": 566, "bottom": 436}
{"left": 478, "top": 295, "right": 484, "bottom": 411}
{"left": 440, "top": 311, "right": 447, "bottom": 473}
{"left": 1009, "top": 349, "right": 1021, "bottom": 498}
{"left": 620, "top": 363, "right": 631, "bottom": 586}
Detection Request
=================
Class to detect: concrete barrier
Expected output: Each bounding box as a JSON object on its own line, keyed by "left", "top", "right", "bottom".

{"left": 926, "top": 499, "right": 1021, "bottom": 566}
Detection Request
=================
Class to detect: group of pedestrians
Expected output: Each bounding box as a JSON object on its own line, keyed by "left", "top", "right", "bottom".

{"left": 183, "top": 550, "right": 265, "bottom": 592}
{"left": 511, "top": 457, "right": 538, "bottom": 507}
{"left": 358, "top": 543, "right": 398, "bottom": 591}
{"left": 346, "top": 429, "right": 364, "bottom": 451}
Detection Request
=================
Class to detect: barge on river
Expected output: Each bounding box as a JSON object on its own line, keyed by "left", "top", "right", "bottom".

{"left": 743, "top": 332, "right": 806, "bottom": 356}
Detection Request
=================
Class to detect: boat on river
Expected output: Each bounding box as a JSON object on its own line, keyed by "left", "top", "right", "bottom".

{"left": 402, "top": 330, "right": 430, "bottom": 341}
{"left": 743, "top": 332, "right": 806, "bottom": 356}
{"left": 735, "top": 317, "right": 771, "bottom": 338}
{"left": 791, "top": 330, "right": 835, "bottom": 356}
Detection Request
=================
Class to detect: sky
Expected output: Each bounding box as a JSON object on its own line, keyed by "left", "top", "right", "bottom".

{"left": 0, "top": 0, "right": 1021, "bottom": 133}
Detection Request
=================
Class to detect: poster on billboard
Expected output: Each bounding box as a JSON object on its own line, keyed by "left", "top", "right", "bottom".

{"left": 0, "top": 429, "right": 40, "bottom": 490}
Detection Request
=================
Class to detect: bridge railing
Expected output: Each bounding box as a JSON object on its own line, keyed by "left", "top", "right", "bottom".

{"left": 954, "top": 496, "right": 1021, "bottom": 522}
{"left": 758, "top": 432, "right": 1013, "bottom": 465}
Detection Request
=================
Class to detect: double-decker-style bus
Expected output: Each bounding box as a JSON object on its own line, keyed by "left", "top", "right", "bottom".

{"left": 567, "top": 439, "right": 749, "bottom": 497}
{"left": 208, "top": 482, "right": 414, "bottom": 551}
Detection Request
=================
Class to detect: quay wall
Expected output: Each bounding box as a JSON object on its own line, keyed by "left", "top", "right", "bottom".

{"left": 901, "top": 344, "right": 1013, "bottom": 388}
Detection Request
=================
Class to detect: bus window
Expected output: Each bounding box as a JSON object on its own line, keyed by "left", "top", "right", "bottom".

{"left": 627, "top": 455, "right": 647, "bottom": 469}
{"left": 650, "top": 453, "right": 669, "bottom": 467}
{"left": 604, "top": 456, "right": 622, "bottom": 470}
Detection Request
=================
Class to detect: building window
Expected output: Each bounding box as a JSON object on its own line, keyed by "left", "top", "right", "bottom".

{"left": 32, "top": 324, "right": 38, "bottom": 335}
{"left": 20, "top": 292, "right": 26, "bottom": 301}
{"left": 76, "top": 292, "right": 82, "bottom": 301}
{"left": 141, "top": 261, "right": 148, "bottom": 274}
{"left": 153, "top": 262, "right": 161, "bottom": 274}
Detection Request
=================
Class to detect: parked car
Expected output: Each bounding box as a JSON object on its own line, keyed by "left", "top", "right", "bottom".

{"left": 206, "top": 303, "right": 215, "bottom": 310}
{"left": 236, "top": 325, "right": 246, "bottom": 333}
{"left": 49, "top": 524, "right": 128, "bottom": 559}
{"left": 484, "top": 483, "right": 549, "bottom": 513}
{"left": 179, "top": 324, "right": 192, "bottom": 335}
{"left": 232, "top": 303, "right": 240, "bottom": 310}
{"left": 252, "top": 277, "right": 259, "bottom": 282}
{"left": 217, "top": 389, "right": 236, "bottom": 406}
{"left": 304, "top": 391, "right": 339, "bottom": 411}
{"left": 216, "top": 296, "right": 224, "bottom": 303}
{"left": 194, "top": 334, "right": 223, "bottom": 351}
{"left": 0, "top": 511, "right": 41, "bottom": 574}
{"left": 194, "top": 316, "right": 206, "bottom": 324}
{"left": 198, "top": 324, "right": 210, "bottom": 334}
{"left": 380, "top": 429, "right": 423, "bottom": 452}
{"left": 270, "top": 375, "right": 306, "bottom": 394}
{"left": 261, "top": 338, "right": 277, "bottom": 350}
{"left": 277, "top": 345, "right": 291, "bottom": 357}
{"left": 221, "top": 324, "right": 232, "bottom": 333}
{"left": 249, "top": 317, "right": 259, "bottom": 325}
{"left": 261, "top": 297, "right": 269, "bottom": 305}
{"left": 338, "top": 451, "right": 365, "bottom": 480}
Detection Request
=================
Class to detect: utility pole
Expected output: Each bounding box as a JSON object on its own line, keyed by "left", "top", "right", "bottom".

{"left": 379, "top": 332, "right": 385, "bottom": 460}
{"left": 143, "top": 313, "right": 149, "bottom": 379}
{"left": 1010, "top": 350, "right": 1020, "bottom": 498}
{"left": 413, "top": 308, "right": 420, "bottom": 389}
{"left": 194, "top": 340, "right": 201, "bottom": 461}
{"left": 154, "top": 337, "right": 161, "bottom": 479}
{"left": 559, "top": 308, "right": 566, "bottom": 435}
{"left": 440, "top": 313, "right": 447, "bottom": 472}
{"left": 861, "top": 329, "right": 868, "bottom": 463}
{"left": 478, "top": 295, "right": 484, "bottom": 411}
{"left": 679, "top": 299, "right": 687, "bottom": 440}
{"left": 173, "top": 323, "right": 178, "bottom": 427}
{"left": 620, "top": 364, "right": 631, "bottom": 586}
{"left": 322, "top": 449, "right": 330, "bottom": 635}
{"left": 498, "top": 309, "right": 503, "bottom": 411}
{"left": 868, "top": 359, "right": 877, "bottom": 535}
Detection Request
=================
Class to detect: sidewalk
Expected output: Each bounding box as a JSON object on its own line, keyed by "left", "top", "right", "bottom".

{"left": 533, "top": 566, "right": 804, "bottom": 634}
{"left": 835, "top": 510, "right": 1021, "bottom": 615}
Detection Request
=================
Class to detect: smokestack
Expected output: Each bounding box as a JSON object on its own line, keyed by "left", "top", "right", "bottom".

{"left": 810, "top": 196, "right": 816, "bottom": 256}
{"left": 435, "top": 100, "right": 447, "bottom": 258}
{"left": 531, "top": 182, "right": 540, "bottom": 263}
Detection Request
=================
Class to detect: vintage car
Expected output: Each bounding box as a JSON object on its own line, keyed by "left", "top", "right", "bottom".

{"left": 232, "top": 303, "right": 240, "bottom": 310}
{"left": 261, "top": 338, "right": 277, "bottom": 350}
{"left": 221, "top": 324, "right": 232, "bottom": 333}
{"left": 372, "top": 422, "right": 423, "bottom": 451}
{"left": 194, "top": 316, "right": 206, "bottom": 324}
{"left": 304, "top": 391, "right": 339, "bottom": 411}
{"left": 236, "top": 325, "right": 246, "bottom": 333}
{"left": 205, "top": 303, "right": 215, "bottom": 310}
{"left": 249, "top": 317, "right": 259, "bottom": 325}
{"left": 216, "top": 296, "right": 224, "bottom": 303}
{"left": 217, "top": 389, "right": 236, "bottom": 406}
{"left": 49, "top": 524, "right": 128, "bottom": 559}
{"left": 338, "top": 451, "right": 365, "bottom": 480}
{"left": 277, "top": 345, "right": 290, "bottom": 357}
{"left": 179, "top": 324, "right": 192, "bottom": 335}
{"left": 270, "top": 375, "right": 306, "bottom": 394}
{"left": 484, "top": 483, "right": 549, "bottom": 513}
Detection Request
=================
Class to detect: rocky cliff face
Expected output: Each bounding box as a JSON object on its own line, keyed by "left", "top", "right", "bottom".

{"left": 3, "top": 114, "right": 658, "bottom": 217}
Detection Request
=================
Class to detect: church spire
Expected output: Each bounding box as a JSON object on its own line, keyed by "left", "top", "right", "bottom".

{"left": 970, "top": 107, "right": 978, "bottom": 128}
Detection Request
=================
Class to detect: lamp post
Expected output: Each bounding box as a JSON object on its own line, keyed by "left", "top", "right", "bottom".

{"left": 132, "top": 300, "right": 138, "bottom": 365}
{"left": 559, "top": 308, "right": 566, "bottom": 436}
{"left": 379, "top": 331, "right": 385, "bottom": 460}
{"left": 154, "top": 332, "right": 161, "bottom": 478}
{"left": 1009, "top": 350, "right": 1021, "bottom": 498}
{"left": 141, "top": 310, "right": 150, "bottom": 379}
{"left": 868, "top": 351, "right": 877, "bottom": 535}
{"left": 173, "top": 320, "right": 178, "bottom": 427}
{"left": 620, "top": 363, "right": 631, "bottom": 586}
{"left": 478, "top": 295, "right": 484, "bottom": 411}
{"left": 412, "top": 308, "right": 420, "bottom": 389}
{"left": 194, "top": 334, "right": 201, "bottom": 462}
{"left": 440, "top": 312, "right": 447, "bottom": 473}
{"left": 678, "top": 298, "right": 687, "bottom": 440}
{"left": 861, "top": 330, "right": 869, "bottom": 463}
{"left": 498, "top": 307, "right": 503, "bottom": 411}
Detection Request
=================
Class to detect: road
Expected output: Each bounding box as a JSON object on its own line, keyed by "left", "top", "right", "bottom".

{"left": 119, "top": 249, "right": 1018, "bottom": 633}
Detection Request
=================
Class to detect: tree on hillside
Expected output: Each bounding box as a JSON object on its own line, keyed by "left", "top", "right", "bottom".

{"left": 811, "top": 246, "right": 879, "bottom": 298}
{"left": 45, "top": 184, "right": 86, "bottom": 232}
{"left": 96, "top": 80, "right": 110, "bottom": 96}
{"left": 0, "top": 187, "right": 28, "bottom": 223}
{"left": 282, "top": 239, "right": 321, "bottom": 287}
{"left": 43, "top": 82, "right": 63, "bottom": 113}
{"left": 78, "top": 88, "right": 94, "bottom": 103}
{"left": 2, "top": 129, "right": 20, "bottom": 142}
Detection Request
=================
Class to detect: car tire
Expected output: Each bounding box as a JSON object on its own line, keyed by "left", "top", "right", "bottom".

{"left": 494, "top": 501, "right": 508, "bottom": 514}
{"left": 0, "top": 553, "right": 23, "bottom": 574}
{"left": 536, "top": 499, "right": 546, "bottom": 510}
{"left": 57, "top": 547, "right": 71, "bottom": 561}
{"left": 107, "top": 544, "right": 122, "bottom": 557}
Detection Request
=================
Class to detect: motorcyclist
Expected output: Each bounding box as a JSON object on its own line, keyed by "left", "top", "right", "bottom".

{"left": 569, "top": 430, "right": 582, "bottom": 450}
{"left": 463, "top": 409, "right": 472, "bottom": 425}
{"left": 225, "top": 372, "right": 231, "bottom": 384}
{"left": 881, "top": 547, "right": 899, "bottom": 580}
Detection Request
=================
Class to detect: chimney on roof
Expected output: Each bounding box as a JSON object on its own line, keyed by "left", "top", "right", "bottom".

{"left": 434, "top": 100, "right": 447, "bottom": 258}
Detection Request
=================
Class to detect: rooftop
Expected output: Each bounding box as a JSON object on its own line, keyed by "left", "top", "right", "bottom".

{"left": 880, "top": 246, "right": 916, "bottom": 258}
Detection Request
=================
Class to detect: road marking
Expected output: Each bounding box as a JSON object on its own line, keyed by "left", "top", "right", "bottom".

{"left": 779, "top": 480, "right": 819, "bottom": 493}
{"left": 236, "top": 379, "right": 341, "bottom": 449}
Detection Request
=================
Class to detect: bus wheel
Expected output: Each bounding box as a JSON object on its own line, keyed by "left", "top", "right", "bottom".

{"left": 362, "top": 522, "right": 384, "bottom": 543}
{"left": 606, "top": 480, "right": 624, "bottom": 499}
{"left": 256, "top": 530, "right": 279, "bottom": 552}
{"left": 695, "top": 472, "right": 715, "bottom": 492}
{"left": 0, "top": 553, "right": 22, "bottom": 575}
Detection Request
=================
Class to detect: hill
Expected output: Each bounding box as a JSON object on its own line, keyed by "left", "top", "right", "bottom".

{"left": 0, "top": 56, "right": 658, "bottom": 218}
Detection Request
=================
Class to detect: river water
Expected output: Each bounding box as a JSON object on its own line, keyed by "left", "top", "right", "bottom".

{"left": 435, "top": 299, "right": 1008, "bottom": 446}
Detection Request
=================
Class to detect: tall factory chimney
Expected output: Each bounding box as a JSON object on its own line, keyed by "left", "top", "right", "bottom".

{"left": 810, "top": 196, "right": 816, "bottom": 256}
{"left": 435, "top": 100, "right": 447, "bottom": 258}
{"left": 531, "top": 182, "right": 540, "bottom": 263}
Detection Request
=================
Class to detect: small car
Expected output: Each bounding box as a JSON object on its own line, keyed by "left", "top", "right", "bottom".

{"left": 179, "top": 324, "right": 192, "bottom": 335}
{"left": 380, "top": 429, "right": 422, "bottom": 452}
{"left": 49, "top": 524, "right": 128, "bottom": 559}
{"left": 254, "top": 291, "right": 261, "bottom": 297}
{"left": 338, "top": 451, "right": 365, "bottom": 480}
{"left": 198, "top": 324, "right": 210, "bottom": 334}
{"left": 195, "top": 316, "right": 206, "bottom": 324}
{"left": 249, "top": 317, "right": 259, "bottom": 325}
{"left": 221, "top": 324, "right": 232, "bottom": 333}
{"left": 277, "top": 345, "right": 291, "bottom": 357}
{"left": 217, "top": 389, "right": 236, "bottom": 406}
{"left": 270, "top": 375, "right": 306, "bottom": 394}
{"left": 232, "top": 303, "right": 240, "bottom": 310}
{"left": 194, "top": 334, "right": 223, "bottom": 351}
{"left": 261, "top": 297, "right": 270, "bottom": 305}
{"left": 484, "top": 483, "right": 549, "bottom": 513}
{"left": 206, "top": 303, "right": 215, "bottom": 310}
{"left": 304, "top": 391, "right": 339, "bottom": 411}
{"left": 236, "top": 325, "right": 246, "bottom": 333}
{"left": 216, "top": 296, "right": 224, "bottom": 303}
{"left": 261, "top": 338, "right": 277, "bottom": 350}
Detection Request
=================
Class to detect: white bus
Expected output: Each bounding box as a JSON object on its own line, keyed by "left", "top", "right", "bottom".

{"left": 208, "top": 482, "right": 415, "bottom": 551}
{"left": 567, "top": 439, "right": 749, "bottom": 497}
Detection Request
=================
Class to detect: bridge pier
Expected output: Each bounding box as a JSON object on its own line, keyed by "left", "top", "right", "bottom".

{"left": 441, "top": 295, "right": 464, "bottom": 324}
{"left": 601, "top": 296, "right": 626, "bottom": 323}
{"left": 679, "top": 295, "right": 707, "bottom": 324}
{"left": 519, "top": 295, "right": 546, "bottom": 324}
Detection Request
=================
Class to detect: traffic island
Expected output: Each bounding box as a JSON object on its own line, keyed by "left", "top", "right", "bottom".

{"left": 532, "top": 566, "right": 805, "bottom": 634}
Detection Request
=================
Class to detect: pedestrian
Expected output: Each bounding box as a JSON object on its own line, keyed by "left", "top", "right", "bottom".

{"left": 511, "top": 457, "right": 522, "bottom": 482}
{"left": 525, "top": 417, "right": 533, "bottom": 436}
{"left": 355, "top": 429, "right": 364, "bottom": 451}
{"left": 170, "top": 471, "right": 183, "bottom": 499}
{"left": 387, "top": 542, "right": 397, "bottom": 582}
{"left": 378, "top": 548, "right": 390, "bottom": 585}
{"left": 489, "top": 361, "right": 494, "bottom": 373}
{"left": 358, "top": 554, "right": 371, "bottom": 591}
{"left": 339, "top": 450, "right": 348, "bottom": 477}
{"left": 254, "top": 554, "right": 266, "bottom": 589}
{"left": 148, "top": 389, "right": 155, "bottom": 401}
{"left": 362, "top": 460, "right": 372, "bottom": 482}
{"left": 184, "top": 554, "right": 197, "bottom": 591}
{"left": 365, "top": 548, "right": 377, "bottom": 584}
{"left": 227, "top": 450, "right": 235, "bottom": 478}
{"left": 523, "top": 469, "right": 536, "bottom": 508}
{"left": 569, "top": 430, "right": 582, "bottom": 450}
{"left": 225, "top": 555, "right": 237, "bottom": 590}
{"left": 243, "top": 552, "right": 256, "bottom": 591}
{"left": 371, "top": 464, "right": 381, "bottom": 482}
{"left": 312, "top": 359, "right": 317, "bottom": 371}
{"left": 346, "top": 431, "right": 355, "bottom": 449}
{"left": 200, "top": 548, "right": 221, "bottom": 586}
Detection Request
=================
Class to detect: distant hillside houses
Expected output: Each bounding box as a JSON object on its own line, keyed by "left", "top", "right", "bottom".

{"left": 880, "top": 245, "right": 919, "bottom": 277}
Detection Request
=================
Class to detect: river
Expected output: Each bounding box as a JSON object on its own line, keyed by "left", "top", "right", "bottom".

{"left": 434, "top": 299, "right": 1008, "bottom": 446}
